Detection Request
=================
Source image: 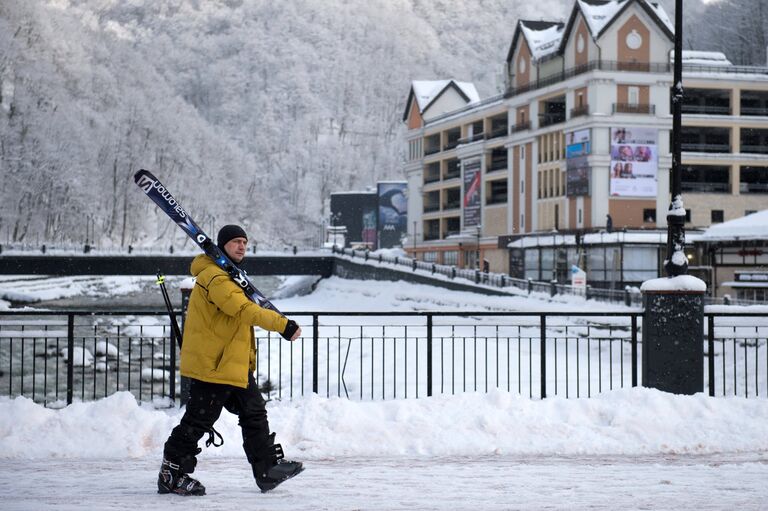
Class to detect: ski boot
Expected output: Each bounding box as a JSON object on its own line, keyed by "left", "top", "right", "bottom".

{"left": 157, "top": 457, "right": 206, "bottom": 496}
{"left": 251, "top": 442, "right": 304, "bottom": 493}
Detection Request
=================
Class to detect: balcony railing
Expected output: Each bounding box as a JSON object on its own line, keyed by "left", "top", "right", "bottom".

{"left": 443, "top": 140, "right": 460, "bottom": 151}
{"left": 486, "top": 127, "right": 508, "bottom": 140}
{"left": 681, "top": 182, "right": 730, "bottom": 193}
{"left": 741, "top": 106, "right": 768, "bottom": 116}
{"left": 456, "top": 133, "right": 484, "bottom": 145}
{"left": 510, "top": 121, "right": 531, "bottom": 133}
{"left": 570, "top": 105, "right": 589, "bottom": 118}
{"left": 682, "top": 104, "right": 731, "bottom": 115}
{"left": 740, "top": 144, "right": 768, "bottom": 154}
{"left": 424, "top": 173, "right": 441, "bottom": 184}
{"left": 505, "top": 60, "right": 672, "bottom": 98}
{"left": 740, "top": 182, "right": 768, "bottom": 193}
{"left": 444, "top": 169, "right": 461, "bottom": 180}
{"left": 443, "top": 201, "right": 460, "bottom": 210}
{"left": 681, "top": 143, "right": 731, "bottom": 153}
{"left": 488, "top": 159, "right": 508, "bottom": 172}
{"left": 613, "top": 103, "right": 656, "bottom": 114}
{"left": 424, "top": 146, "right": 441, "bottom": 156}
{"left": 539, "top": 113, "right": 566, "bottom": 128}
{"left": 424, "top": 204, "right": 440, "bottom": 213}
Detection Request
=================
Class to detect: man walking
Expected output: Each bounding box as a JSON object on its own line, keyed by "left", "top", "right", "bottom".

{"left": 158, "top": 225, "right": 304, "bottom": 496}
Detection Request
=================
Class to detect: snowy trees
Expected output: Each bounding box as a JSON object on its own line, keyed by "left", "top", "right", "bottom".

{"left": 7, "top": 0, "right": 743, "bottom": 248}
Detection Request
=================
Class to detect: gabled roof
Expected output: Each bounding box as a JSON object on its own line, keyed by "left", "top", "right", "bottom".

{"left": 506, "top": 20, "right": 564, "bottom": 63}
{"left": 402, "top": 80, "right": 480, "bottom": 121}
{"left": 559, "top": 0, "right": 673, "bottom": 53}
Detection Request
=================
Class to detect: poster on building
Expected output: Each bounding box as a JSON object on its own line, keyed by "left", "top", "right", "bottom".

{"left": 361, "top": 207, "right": 377, "bottom": 249}
{"left": 566, "top": 128, "right": 591, "bottom": 196}
{"left": 377, "top": 182, "right": 407, "bottom": 248}
{"left": 609, "top": 127, "right": 658, "bottom": 197}
{"left": 463, "top": 160, "right": 481, "bottom": 227}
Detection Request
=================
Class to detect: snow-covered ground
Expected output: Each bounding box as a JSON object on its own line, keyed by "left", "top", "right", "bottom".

{"left": 1, "top": 275, "right": 767, "bottom": 508}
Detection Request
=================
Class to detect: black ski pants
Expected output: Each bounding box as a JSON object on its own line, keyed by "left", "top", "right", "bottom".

{"left": 163, "top": 374, "right": 273, "bottom": 474}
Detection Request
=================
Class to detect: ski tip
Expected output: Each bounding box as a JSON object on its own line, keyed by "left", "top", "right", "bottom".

{"left": 134, "top": 169, "right": 153, "bottom": 183}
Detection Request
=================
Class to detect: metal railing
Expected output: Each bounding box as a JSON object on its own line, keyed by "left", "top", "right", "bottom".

{"left": 0, "top": 311, "right": 178, "bottom": 407}
{"left": 3, "top": 310, "right": 765, "bottom": 405}
{"left": 334, "top": 246, "right": 645, "bottom": 307}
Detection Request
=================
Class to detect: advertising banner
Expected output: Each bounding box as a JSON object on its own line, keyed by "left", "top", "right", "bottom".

{"left": 377, "top": 182, "right": 407, "bottom": 248}
{"left": 463, "top": 160, "right": 481, "bottom": 227}
{"left": 610, "top": 127, "right": 658, "bottom": 197}
{"left": 566, "top": 128, "right": 591, "bottom": 197}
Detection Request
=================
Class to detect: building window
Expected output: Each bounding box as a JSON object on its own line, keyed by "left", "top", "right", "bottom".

{"left": 424, "top": 219, "right": 440, "bottom": 240}
{"left": 423, "top": 251, "right": 438, "bottom": 263}
{"left": 643, "top": 209, "right": 656, "bottom": 223}
{"left": 681, "top": 165, "right": 730, "bottom": 193}
{"left": 740, "top": 166, "right": 768, "bottom": 194}
{"left": 711, "top": 210, "right": 724, "bottom": 223}
{"left": 443, "top": 251, "right": 459, "bottom": 266}
{"left": 487, "top": 179, "right": 508, "bottom": 204}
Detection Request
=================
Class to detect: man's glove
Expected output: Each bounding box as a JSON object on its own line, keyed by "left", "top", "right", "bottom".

{"left": 281, "top": 319, "right": 299, "bottom": 341}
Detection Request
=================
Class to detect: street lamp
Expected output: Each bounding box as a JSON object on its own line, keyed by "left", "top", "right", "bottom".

{"left": 665, "top": 0, "right": 687, "bottom": 277}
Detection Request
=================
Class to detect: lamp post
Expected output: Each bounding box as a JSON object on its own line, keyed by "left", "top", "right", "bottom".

{"left": 476, "top": 224, "right": 482, "bottom": 269}
{"left": 664, "top": 0, "right": 687, "bottom": 277}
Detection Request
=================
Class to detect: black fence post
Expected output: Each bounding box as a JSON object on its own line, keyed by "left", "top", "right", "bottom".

{"left": 312, "top": 314, "right": 319, "bottom": 394}
{"left": 431, "top": 263, "right": 436, "bottom": 274}
{"left": 550, "top": 280, "right": 556, "bottom": 297}
{"left": 708, "top": 315, "right": 715, "bottom": 396}
{"left": 631, "top": 315, "right": 638, "bottom": 387}
{"left": 624, "top": 288, "right": 631, "bottom": 307}
{"left": 412, "top": 259, "right": 417, "bottom": 271}
{"left": 427, "top": 314, "right": 433, "bottom": 397}
{"left": 528, "top": 278, "right": 533, "bottom": 294}
{"left": 540, "top": 315, "right": 547, "bottom": 399}
{"left": 475, "top": 270, "right": 480, "bottom": 284}
{"left": 67, "top": 313, "right": 74, "bottom": 405}
{"left": 451, "top": 267, "right": 456, "bottom": 279}
{"left": 500, "top": 275, "right": 506, "bottom": 287}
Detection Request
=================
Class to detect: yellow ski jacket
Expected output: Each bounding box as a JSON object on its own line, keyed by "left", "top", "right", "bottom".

{"left": 179, "top": 254, "right": 287, "bottom": 388}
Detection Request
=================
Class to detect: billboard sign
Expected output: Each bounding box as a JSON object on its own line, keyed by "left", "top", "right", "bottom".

{"left": 566, "top": 129, "right": 590, "bottom": 196}
{"left": 463, "top": 160, "right": 481, "bottom": 227}
{"left": 377, "top": 182, "right": 407, "bottom": 248}
{"left": 610, "top": 127, "right": 658, "bottom": 197}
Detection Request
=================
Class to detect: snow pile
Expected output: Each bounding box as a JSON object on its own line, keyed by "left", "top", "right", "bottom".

{"left": 0, "top": 275, "right": 149, "bottom": 303}
{"left": 1, "top": 388, "right": 767, "bottom": 460}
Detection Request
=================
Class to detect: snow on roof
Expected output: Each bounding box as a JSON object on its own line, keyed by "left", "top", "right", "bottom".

{"left": 700, "top": 210, "right": 768, "bottom": 241}
{"left": 520, "top": 22, "right": 564, "bottom": 60}
{"left": 507, "top": 230, "right": 704, "bottom": 249}
{"left": 680, "top": 50, "right": 732, "bottom": 66}
{"left": 410, "top": 80, "right": 480, "bottom": 113}
{"left": 577, "top": 0, "right": 625, "bottom": 36}
{"left": 577, "top": 0, "right": 672, "bottom": 38}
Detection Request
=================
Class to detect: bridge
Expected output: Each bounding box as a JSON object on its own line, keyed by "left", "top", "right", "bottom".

{"left": 0, "top": 254, "right": 335, "bottom": 277}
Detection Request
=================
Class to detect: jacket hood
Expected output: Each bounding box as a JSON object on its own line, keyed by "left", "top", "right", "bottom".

{"left": 190, "top": 254, "right": 219, "bottom": 277}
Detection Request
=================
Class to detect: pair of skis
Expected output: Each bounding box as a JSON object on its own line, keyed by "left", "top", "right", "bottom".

{"left": 134, "top": 169, "right": 282, "bottom": 316}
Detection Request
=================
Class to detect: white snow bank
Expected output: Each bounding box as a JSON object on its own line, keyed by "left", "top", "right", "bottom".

{"left": 1, "top": 388, "right": 766, "bottom": 460}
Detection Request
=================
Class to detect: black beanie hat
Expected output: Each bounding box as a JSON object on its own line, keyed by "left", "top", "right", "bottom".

{"left": 217, "top": 224, "right": 248, "bottom": 250}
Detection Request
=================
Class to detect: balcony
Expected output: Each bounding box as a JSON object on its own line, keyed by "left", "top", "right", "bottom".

{"left": 485, "top": 127, "right": 507, "bottom": 140}
{"left": 681, "top": 182, "right": 730, "bottom": 193}
{"left": 424, "top": 204, "right": 440, "bottom": 213}
{"left": 613, "top": 103, "right": 656, "bottom": 114}
{"left": 442, "top": 201, "right": 461, "bottom": 211}
{"left": 681, "top": 143, "right": 731, "bottom": 153}
{"left": 424, "top": 145, "right": 441, "bottom": 156}
{"left": 443, "top": 139, "right": 460, "bottom": 151}
{"left": 682, "top": 104, "right": 731, "bottom": 115}
{"left": 570, "top": 105, "right": 589, "bottom": 118}
{"left": 456, "top": 133, "right": 485, "bottom": 145}
{"left": 539, "top": 112, "right": 566, "bottom": 128}
{"left": 741, "top": 144, "right": 768, "bottom": 154}
{"left": 741, "top": 106, "right": 768, "bottom": 116}
{"left": 510, "top": 121, "right": 531, "bottom": 133}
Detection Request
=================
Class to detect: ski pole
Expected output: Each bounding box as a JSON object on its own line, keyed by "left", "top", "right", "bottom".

{"left": 157, "top": 271, "right": 183, "bottom": 348}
